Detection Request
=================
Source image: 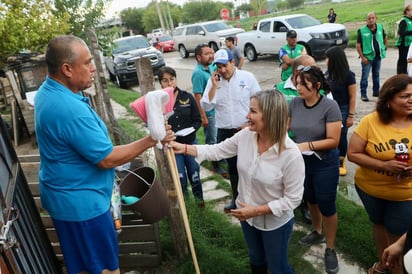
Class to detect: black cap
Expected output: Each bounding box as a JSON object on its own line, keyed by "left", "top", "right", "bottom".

{"left": 287, "top": 30, "right": 297, "bottom": 38}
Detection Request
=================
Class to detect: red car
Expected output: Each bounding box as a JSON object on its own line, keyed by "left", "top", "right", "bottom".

{"left": 152, "top": 35, "right": 175, "bottom": 52}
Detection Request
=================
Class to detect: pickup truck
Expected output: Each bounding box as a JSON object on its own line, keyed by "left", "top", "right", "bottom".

{"left": 105, "top": 35, "right": 165, "bottom": 88}
{"left": 236, "top": 14, "right": 348, "bottom": 61}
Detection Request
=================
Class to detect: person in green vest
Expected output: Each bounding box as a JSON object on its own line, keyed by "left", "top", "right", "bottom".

{"left": 396, "top": 4, "right": 412, "bottom": 74}
{"left": 279, "top": 30, "right": 307, "bottom": 81}
{"left": 356, "top": 12, "right": 387, "bottom": 102}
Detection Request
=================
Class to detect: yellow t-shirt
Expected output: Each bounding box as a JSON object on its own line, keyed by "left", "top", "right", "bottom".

{"left": 354, "top": 112, "right": 412, "bottom": 201}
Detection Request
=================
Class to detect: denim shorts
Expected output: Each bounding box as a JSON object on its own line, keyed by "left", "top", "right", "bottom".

{"left": 303, "top": 148, "right": 340, "bottom": 216}
{"left": 356, "top": 185, "right": 412, "bottom": 235}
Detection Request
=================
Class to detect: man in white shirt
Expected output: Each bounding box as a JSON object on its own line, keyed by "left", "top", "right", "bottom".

{"left": 201, "top": 49, "right": 261, "bottom": 211}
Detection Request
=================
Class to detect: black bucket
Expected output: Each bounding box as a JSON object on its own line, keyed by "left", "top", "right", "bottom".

{"left": 119, "top": 167, "right": 170, "bottom": 223}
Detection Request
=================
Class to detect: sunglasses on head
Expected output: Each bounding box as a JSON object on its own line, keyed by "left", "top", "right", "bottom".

{"left": 297, "top": 65, "right": 312, "bottom": 72}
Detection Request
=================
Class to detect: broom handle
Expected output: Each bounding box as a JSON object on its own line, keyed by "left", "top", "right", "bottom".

{"left": 166, "top": 148, "right": 201, "bottom": 274}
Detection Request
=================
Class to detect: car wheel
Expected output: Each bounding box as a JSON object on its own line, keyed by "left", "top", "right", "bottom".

{"left": 116, "top": 75, "right": 127, "bottom": 89}
{"left": 108, "top": 70, "right": 116, "bottom": 82}
{"left": 210, "top": 42, "right": 218, "bottom": 52}
{"left": 245, "top": 45, "right": 257, "bottom": 61}
{"left": 179, "top": 45, "right": 189, "bottom": 58}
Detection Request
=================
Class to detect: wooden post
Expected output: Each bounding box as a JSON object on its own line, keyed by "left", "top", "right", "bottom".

{"left": 135, "top": 58, "right": 155, "bottom": 96}
{"left": 87, "top": 28, "right": 132, "bottom": 145}
{"left": 135, "top": 58, "right": 190, "bottom": 260}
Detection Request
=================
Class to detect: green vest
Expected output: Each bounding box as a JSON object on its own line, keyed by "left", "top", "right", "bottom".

{"left": 275, "top": 81, "right": 299, "bottom": 104}
{"left": 396, "top": 16, "right": 412, "bottom": 47}
{"left": 280, "top": 44, "right": 305, "bottom": 81}
{"left": 360, "top": 23, "right": 386, "bottom": 61}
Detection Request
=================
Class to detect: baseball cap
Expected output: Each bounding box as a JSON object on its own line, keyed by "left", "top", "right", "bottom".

{"left": 287, "top": 30, "right": 297, "bottom": 38}
{"left": 213, "top": 49, "right": 233, "bottom": 64}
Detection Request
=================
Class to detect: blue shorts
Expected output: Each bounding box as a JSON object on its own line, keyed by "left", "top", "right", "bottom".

{"left": 303, "top": 149, "right": 339, "bottom": 217}
{"left": 356, "top": 185, "right": 412, "bottom": 236}
{"left": 53, "top": 210, "right": 119, "bottom": 274}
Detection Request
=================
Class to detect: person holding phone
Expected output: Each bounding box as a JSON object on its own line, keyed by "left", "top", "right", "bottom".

{"left": 201, "top": 48, "right": 261, "bottom": 212}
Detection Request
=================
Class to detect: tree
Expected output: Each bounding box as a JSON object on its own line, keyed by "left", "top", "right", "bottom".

{"left": 181, "top": 1, "right": 227, "bottom": 24}
{"left": 141, "top": 2, "right": 181, "bottom": 34}
{"left": 120, "top": 8, "right": 145, "bottom": 35}
{"left": 0, "top": 0, "right": 70, "bottom": 67}
{"left": 250, "top": 0, "right": 267, "bottom": 16}
{"left": 53, "top": 0, "right": 109, "bottom": 41}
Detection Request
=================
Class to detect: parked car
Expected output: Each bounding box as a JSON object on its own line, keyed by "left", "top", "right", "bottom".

{"left": 105, "top": 35, "right": 165, "bottom": 88}
{"left": 236, "top": 14, "right": 348, "bottom": 61}
{"left": 173, "top": 21, "right": 244, "bottom": 58}
{"left": 152, "top": 35, "right": 175, "bottom": 52}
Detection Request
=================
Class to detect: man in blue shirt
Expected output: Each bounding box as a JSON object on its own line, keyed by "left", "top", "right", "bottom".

{"left": 35, "top": 35, "right": 174, "bottom": 274}
{"left": 192, "top": 44, "right": 227, "bottom": 176}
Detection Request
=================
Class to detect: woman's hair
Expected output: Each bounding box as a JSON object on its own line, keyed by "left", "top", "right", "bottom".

{"left": 325, "top": 46, "right": 349, "bottom": 85}
{"left": 157, "top": 66, "right": 176, "bottom": 82}
{"left": 376, "top": 74, "right": 412, "bottom": 124}
{"left": 250, "top": 89, "right": 288, "bottom": 153}
{"left": 297, "top": 66, "right": 331, "bottom": 94}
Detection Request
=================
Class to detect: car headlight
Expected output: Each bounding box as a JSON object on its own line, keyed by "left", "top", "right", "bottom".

{"left": 115, "top": 62, "right": 127, "bottom": 69}
{"left": 310, "top": 33, "right": 327, "bottom": 39}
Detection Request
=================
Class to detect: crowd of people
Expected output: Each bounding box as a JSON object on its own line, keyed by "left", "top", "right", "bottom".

{"left": 32, "top": 5, "right": 412, "bottom": 274}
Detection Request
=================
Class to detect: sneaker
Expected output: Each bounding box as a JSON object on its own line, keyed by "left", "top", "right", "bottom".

{"left": 223, "top": 201, "right": 237, "bottom": 213}
{"left": 298, "top": 230, "right": 326, "bottom": 245}
{"left": 361, "top": 96, "right": 369, "bottom": 102}
{"left": 325, "top": 248, "right": 339, "bottom": 274}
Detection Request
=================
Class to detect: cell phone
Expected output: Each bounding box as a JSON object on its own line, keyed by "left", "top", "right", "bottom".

{"left": 215, "top": 73, "right": 221, "bottom": 81}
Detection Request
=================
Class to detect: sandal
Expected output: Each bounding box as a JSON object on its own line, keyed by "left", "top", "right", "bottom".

{"left": 367, "top": 262, "right": 387, "bottom": 274}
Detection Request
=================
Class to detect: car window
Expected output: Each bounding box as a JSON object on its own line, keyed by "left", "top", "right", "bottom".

{"left": 113, "top": 37, "right": 151, "bottom": 54}
{"left": 273, "top": 22, "right": 288, "bottom": 32}
{"left": 174, "top": 28, "right": 184, "bottom": 36}
{"left": 186, "top": 26, "right": 198, "bottom": 35}
{"left": 259, "top": 21, "right": 271, "bottom": 33}
{"left": 203, "top": 22, "right": 230, "bottom": 32}
{"left": 285, "top": 15, "right": 320, "bottom": 29}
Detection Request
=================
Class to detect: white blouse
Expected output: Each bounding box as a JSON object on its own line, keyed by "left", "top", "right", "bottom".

{"left": 196, "top": 128, "right": 305, "bottom": 231}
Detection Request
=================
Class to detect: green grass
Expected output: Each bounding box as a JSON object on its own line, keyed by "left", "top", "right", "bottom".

{"left": 235, "top": 0, "right": 404, "bottom": 47}
{"left": 109, "top": 85, "right": 375, "bottom": 273}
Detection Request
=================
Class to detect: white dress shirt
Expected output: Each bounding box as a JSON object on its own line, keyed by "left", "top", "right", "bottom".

{"left": 201, "top": 69, "right": 261, "bottom": 129}
{"left": 196, "top": 128, "right": 305, "bottom": 231}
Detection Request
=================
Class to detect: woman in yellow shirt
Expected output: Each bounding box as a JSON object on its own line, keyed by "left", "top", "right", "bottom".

{"left": 348, "top": 74, "right": 412, "bottom": 274}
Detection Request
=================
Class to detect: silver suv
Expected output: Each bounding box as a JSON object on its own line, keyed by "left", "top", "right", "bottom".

{"left": 173, "top": 21, "right": 244, "bottom": 58}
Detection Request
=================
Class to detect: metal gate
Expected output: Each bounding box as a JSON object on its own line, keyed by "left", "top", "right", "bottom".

{"left": 0, "top": 114, "right": 61, "bottom": 273}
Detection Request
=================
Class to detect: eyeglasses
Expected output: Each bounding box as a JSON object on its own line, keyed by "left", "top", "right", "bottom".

{"left": 297, "top": 65, "right": 312, "bottom": 72}
{"left": 160, "top": 77, "right": 176, "bottom": 84}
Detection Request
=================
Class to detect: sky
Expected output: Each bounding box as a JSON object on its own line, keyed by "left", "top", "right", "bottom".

{"left": 105, "top": 0, "right": 186, "bottom": 18}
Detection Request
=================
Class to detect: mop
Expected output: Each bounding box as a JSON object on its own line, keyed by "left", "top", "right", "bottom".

{"left": 130, "top": 87, "right": 201, "bottom": 274}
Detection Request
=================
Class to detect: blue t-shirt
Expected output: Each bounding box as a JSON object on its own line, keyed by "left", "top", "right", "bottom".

{"left": 35, "top": 77, "right": 114, "bottom": 221}
{"left": 191, "top": 63, "right": 215, "bottom": 116}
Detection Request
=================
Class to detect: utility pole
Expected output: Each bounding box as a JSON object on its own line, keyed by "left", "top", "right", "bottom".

{"left": 155, "top": 0, "right": 166, "bottom": 31}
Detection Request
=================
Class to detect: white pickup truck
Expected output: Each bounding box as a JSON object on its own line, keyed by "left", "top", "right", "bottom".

{"left": 236, "top": 14, "right": 348, "bottom": 61}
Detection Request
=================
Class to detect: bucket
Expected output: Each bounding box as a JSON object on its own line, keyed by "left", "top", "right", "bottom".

{"left": 119, "top": 167, "right": 170, "bottom": 223}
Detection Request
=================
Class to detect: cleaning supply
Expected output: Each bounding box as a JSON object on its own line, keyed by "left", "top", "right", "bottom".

{"left": 121, "top": 195, "right": 139, "bottom": 204}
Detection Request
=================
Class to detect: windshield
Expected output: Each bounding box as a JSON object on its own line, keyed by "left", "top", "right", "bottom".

{"left": 203, "top": 22, "right": 231, "bottom": 32}
{"left": 285, "top": 15, "right": 321, "bottom": 29}
{"left": 159, "top": 36, "right": 173, "bottom": 42}
{"left": 112, "top": 37, "right": 151, "bottom": 54}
